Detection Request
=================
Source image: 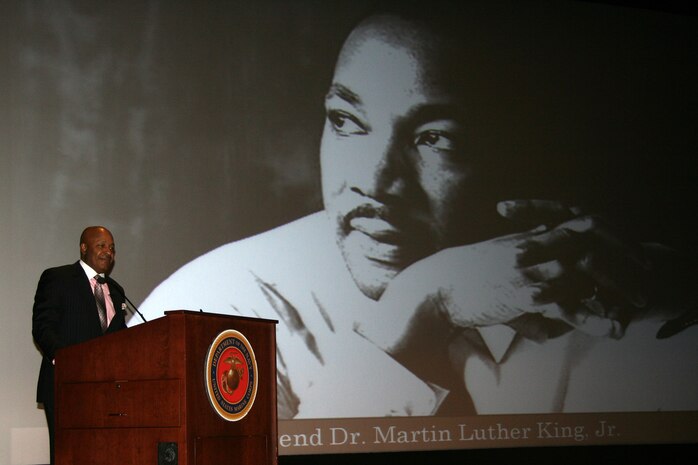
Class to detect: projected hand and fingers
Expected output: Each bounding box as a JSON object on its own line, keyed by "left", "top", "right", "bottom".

{"left": 503, "top": 199, "right": 652, "bottom": 331}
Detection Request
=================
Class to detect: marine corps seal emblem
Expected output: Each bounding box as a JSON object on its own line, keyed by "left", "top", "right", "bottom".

{"left": 205, "top": 329, "right": 258, "bottom": 421}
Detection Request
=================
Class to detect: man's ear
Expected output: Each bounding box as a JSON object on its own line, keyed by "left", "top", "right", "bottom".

{"left": 79, "top": 243, "right": 86, "bottom": 256}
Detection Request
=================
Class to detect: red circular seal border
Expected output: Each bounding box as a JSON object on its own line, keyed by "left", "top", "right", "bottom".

{"left": 205, "top": 329, "right": 258, "bottom": 422}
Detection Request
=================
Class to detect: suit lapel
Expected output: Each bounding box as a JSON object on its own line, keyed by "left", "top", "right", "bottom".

{"left": 72, "top": 261, "right": 105, "bottom": 332}
{"left": 72, "top": 261, "right": 126, "bottom": 332}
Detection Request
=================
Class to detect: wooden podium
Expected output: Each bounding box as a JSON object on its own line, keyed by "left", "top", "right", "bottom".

{"left": 54, "top": 310, "right": 278, "bottom": 465}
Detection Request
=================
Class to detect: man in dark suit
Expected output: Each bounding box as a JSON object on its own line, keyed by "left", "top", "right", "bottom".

{"left": 32, "top": 226, "right": 128, "bottom": 465}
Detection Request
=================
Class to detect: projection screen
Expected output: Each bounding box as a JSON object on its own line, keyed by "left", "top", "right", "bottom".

{"left": 2, "top": 0, "right": 696, "bottom": 461}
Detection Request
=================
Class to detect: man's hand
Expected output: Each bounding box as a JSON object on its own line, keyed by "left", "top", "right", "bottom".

{"left": 502, "top": 199, "right": 650, "bottom": 315}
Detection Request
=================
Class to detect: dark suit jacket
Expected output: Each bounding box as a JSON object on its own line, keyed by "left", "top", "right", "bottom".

{"left": 32, "top": 261, "right": 127, "bottom": 405}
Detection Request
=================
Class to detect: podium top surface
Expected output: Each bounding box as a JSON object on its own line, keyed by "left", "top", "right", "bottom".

{"left": 163, "top": 309, "right": 278, "bottom": 325}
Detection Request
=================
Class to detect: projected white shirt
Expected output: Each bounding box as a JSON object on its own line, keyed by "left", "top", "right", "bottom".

{"left": 138, "top": 212, "right": 698, "bottom": 418}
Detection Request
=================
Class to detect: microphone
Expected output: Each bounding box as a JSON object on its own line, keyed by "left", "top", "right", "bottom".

{"left": 98, "top": 276, "right": 147, "bottom": 323}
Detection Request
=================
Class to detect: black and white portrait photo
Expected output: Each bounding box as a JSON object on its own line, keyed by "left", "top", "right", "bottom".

{"left": 137, "top": 0, "right": 698, "bottom": 422}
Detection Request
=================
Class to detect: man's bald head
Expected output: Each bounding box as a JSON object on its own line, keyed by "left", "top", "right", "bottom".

{"left": 79, "top": 226, "right": 116, "bottom": 275}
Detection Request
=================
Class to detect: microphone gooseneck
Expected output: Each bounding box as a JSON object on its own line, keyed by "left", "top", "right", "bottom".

{"left": 102, "top": 276, "right": 147, "bottom": 323}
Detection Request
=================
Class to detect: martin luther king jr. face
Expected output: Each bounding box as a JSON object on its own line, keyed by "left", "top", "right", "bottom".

{"left": 321, "top": 16, "right": 479, "bottom": 300}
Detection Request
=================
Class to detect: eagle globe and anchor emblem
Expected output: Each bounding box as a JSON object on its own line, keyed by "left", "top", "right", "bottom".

{"left": 205, "top": 329, "right": 258, "bottom": 421}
